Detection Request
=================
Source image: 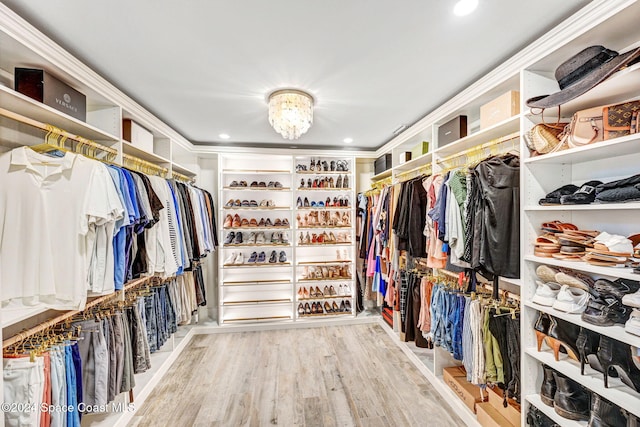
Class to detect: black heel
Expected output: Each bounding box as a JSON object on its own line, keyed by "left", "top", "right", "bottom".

{"left": 597, "top": 336, "right": 640, "bottom": 391}
{"left": 576, "top": 327, "right": 600, "bottom": 375}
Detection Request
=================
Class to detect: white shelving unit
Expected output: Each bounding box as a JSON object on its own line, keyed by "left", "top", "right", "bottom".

{"left": 520, "top": 3, "right": 640, "bottom": 425}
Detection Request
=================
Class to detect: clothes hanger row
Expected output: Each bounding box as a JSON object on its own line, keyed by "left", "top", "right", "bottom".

{"left": 436, "top": 133, "right": 520, "bottom": 173}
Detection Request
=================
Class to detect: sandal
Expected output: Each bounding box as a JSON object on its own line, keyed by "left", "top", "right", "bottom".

{"left": 541, "top": 221, "right": 579, "bottom": 233}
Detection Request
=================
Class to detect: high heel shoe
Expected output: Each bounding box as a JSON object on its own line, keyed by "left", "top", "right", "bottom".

{"left": 547, "top": 315, "right": 580, "bottom": 361}
{"left": 324, "top": 302, "right": 332, "bottom": 314}
{"left": 576, "top": 327, "right": 605, "bottom": 375}
{"left": 298, "top": 303, "right": 305, "bottom": 316}
{"left": 597, "top": 335, "right": 640, "bottom": 391}
{"left": 332, "top": 302, "right": 339, "bottom": 312}
{"left": 534, "top": 311, "right": 551, "bottom": 352}
{"left": 304, "top": 303, "right": 311, "bottom": 315}
{"left": 344, "top": 300, "right": 352, "bottom": 312}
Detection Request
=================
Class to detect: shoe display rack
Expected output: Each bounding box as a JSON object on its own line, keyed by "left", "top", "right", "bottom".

{"left": 218, "top": 154, "right": 356, "bottom": 324}
{"left": 219, "top": 154, "right": 295, "bottom": 323}
{"left": 520, "top": 10, "right": 640, "bottom": 425}
{"left": 294, "top": 156, "right": 356, "bottom": 318}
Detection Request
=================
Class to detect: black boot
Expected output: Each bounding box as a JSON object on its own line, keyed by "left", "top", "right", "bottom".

{"left": 540, "top": 364, "right": 557, "bottom": 406}
{"left": 547, "top": 315, "right": 581, "bottom": 361}
{"left": 526, "top": 404, "right": 558, "bottom": 427}
{"left": 597, "top": 336, "right": 640, "bottom": 391}
{"left": 589, "top": 392, "right": 626, "bottom": 427}
{"left": 576, "top": 327, "right": 604, "bottom": 375}
{"left": 553, "top": 371, "right": 590, "bottom": 420}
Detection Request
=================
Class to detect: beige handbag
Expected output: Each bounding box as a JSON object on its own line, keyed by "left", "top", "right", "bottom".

{"left": 565, "top": 105, "right": 604, "bottom": 148}
{"left": 525, "top": 122, "right": 566, "bottom": 154}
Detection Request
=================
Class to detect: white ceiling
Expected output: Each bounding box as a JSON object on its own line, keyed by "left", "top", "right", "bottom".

{"left": 3, "top": 0, "right": 590, "bottom": 150}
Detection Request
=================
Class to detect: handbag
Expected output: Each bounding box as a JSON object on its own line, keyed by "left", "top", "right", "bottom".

{"left": 603, "top": 100, "right": 640, "bottom": 139}
{"left": 525, "top": 122, "right": 566, "bottom": 154}
{"left": 565, "top": 105, "right": 603, "bottom": 148}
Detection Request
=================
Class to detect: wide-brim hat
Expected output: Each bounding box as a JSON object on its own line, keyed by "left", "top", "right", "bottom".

{"left": 526, "top": 45, "right": 640, "bottom": 109}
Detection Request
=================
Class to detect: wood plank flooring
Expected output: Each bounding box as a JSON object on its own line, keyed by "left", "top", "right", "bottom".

{"left": 128, "top": 323, "right": 465, "bottom": 427}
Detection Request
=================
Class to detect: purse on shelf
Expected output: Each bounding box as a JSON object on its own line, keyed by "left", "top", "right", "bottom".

{"left": 603, "top": 100, "right": 640, "bottom": 139}
{"left": 525, "top": 122, "right": 567, "bottom": 155}
{"left": 564, "top": 105, "right": 603, "bottom": 148}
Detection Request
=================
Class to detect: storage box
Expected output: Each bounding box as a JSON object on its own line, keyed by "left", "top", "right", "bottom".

{"left": 480, "top": 91, "right": 520, "bottom": 129}
{"left": 15, "top": 68, "right": 86, "bottom": 121}
{"left": 410, "top": 141, "right": 429, "bottom": 159}
{"left": 476, "top": 403, "right": 516, "bottom": 427}
{"left": 443, "top": 366, "right": 486, "bottom": 413}
{"left": 374, "top": 153, "right": 392, "bottom": 175}
{"left": 438, "top": 116, "right": 467, "bottom": 146}
{"left": 398, "top": 152, "right": 412, "bottom": 164}
{"left": 486, "top": 386, "right": 520, "bottom": 426}
{"left": 123, "top": 119, "right": 154, "bottom": 153}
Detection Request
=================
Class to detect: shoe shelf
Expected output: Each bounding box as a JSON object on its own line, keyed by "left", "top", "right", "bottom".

{"left": 297, "top": 260, "right": 352, "bottom": 265}
{"left": 297, "top": 171, "right": 348, "bottom": 175}
{"left": 222, "top": 187, "right": 292, "bottom": 191}
{"left": 524, "top": 301, "right": 640, "bottom": 348}
{"left": 297, "top": 295, "right": 353, "bottom": 301}
{"left": 223, "top": 316, "right": 292, "bottom": 323}
{"left": 298, "top": 311, "right": 353, "bottom": 318}
{"left": 222, "top": 169, "right": 291, "bottom": 174}
{"left": 524, "top": 255, "right": 639, "bottom": 281}
{"left": 222, "top": 299, "right": 292, "bottom": 306}
{"left": 222, "top": 262, "right": 291, "bottom": 268}
{"left": 298, "top": 278, "right": 353, "bottom": 282}
{"left": 524, "top": 202, "right": 640, "bottom": 211}
{"left": 297, "top": 206, "right": 352, "bottom": 210}
{"left": 525, "top": 347, "right": 640, "bottom": 418}
{"left": 223, "top": 243, "right": 291, "bottom": 248}
{"left": 297, "top": 242, "right": 353, "bottom": 246}
{"left": 223, "top": 206, "right": 291, "bottom": 211}
{"left": 223, "top": 226, "right": 291, "bottom": 231}
{"left": 297, "top": 188, "right": 353, "bottom": 191}
{"left": 222, "top": 280, "right": 292, "bottom": 286}
{"left": 525, "top": 394, "right": 586, "bottom": 427}
{"left": 297, "top": 225, "right": 353, "bottom": 229}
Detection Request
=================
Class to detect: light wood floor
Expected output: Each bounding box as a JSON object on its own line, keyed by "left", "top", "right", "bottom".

{"left": 128, "top": 323, "right": 465, "bottom": 427}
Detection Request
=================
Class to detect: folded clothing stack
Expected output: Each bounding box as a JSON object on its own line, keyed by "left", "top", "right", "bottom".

{"left": 539, "top": 173, "right": 640, "bottom": 205}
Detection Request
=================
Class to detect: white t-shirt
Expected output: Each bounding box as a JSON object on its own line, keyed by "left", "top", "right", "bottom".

{"left": 0, "top": 147, "right": 121, "bottom": 310}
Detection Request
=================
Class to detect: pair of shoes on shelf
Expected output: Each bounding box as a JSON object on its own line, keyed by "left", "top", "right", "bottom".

{"left": 582, "top": 278, "right": 639, "bottom": 326}
{"left": 224, "top": 252, "right": 245, "bottom": 264}
{"left": 270, "top": 231, "right": 289, "bottom": 245}
{"left": 532, "top": 280, "right": 590, "bottom": 313}
{"left": 538, "top": 180, "right": 603, "bottom": 205}
{"left": 267, "top": 250, "right": 287, "bottom": 263}
{"left": 229, "top": 180, "right": 248, "bottom": 188}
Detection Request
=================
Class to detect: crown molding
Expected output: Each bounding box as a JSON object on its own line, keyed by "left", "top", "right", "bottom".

{"left": 374, "top": 0, "right": 636, "bottom": 158}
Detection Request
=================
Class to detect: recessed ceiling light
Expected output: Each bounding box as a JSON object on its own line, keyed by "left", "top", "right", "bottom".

{"left": 219, "top": 133, "right": 230, "bottom": 139}
{"left": 453, "top": 0, "right": 478, "bottom": 16}
{"left": 343, "top": 138, "right": 353, "bottom": 144}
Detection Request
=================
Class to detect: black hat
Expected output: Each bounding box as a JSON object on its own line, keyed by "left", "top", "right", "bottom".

{"left": 526, "top": 45, "right": 640, "bottom": 109}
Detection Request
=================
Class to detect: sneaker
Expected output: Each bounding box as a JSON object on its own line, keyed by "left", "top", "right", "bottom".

{"left": 532, "top": 281, "right": 561, "bottom": 306}
{"left": 256, "top": 232, "right": 266, "bottom": 244}
{"left": 223, "top": 252, "right": 237, "bottom": 264}
{"left": 247, "top": 232, "right": 257, "bottom": 244}
{"left": 234, "top": 252, "right": 244, "bottom": 264}
{"left": 257, "top": 251, "right": 266, "bottom": 263}
{"left": 268, "top": 250, "right": 277, "bottom": 263}
{"left": 224, "top": 232, "right": 235, "bottom": 245}
{"left": 271, "top": 231, "right": 280, "bottom": 244}
{"left": 338, "top": 284, "right": 344, "bottom": 296}
{"left": 625, "top": 309, "right": 640, "bottom": 336}
{"left": 247, "top": 251, "right": 258, "bottom": 263}
{"left": 623, "top": 290, "right": 640, "bottom": 308}
{"left": 553, "top": 285, "right": 590, "bottom": 313}
{"left": 234, "top": 232, "right": 243, "bottom": 244}
{"left": 280, "top": 233, "right": 289, "bottom": 244}
{"left": 259, "top": 199, "right": 269, "bottom": 207}
{"left": 279, "top": 251, "right": 287, "bottom": 263}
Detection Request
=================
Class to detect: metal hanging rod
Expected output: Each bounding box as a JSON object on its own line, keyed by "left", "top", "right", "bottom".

{"left": 436, "top": 132, "right": 520, "bottom": 169}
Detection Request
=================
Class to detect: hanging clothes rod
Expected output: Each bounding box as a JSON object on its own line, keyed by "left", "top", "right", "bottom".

{"left": 0, "top": 107, "right": 169, "bottom": 177}
{"left": 1, "top": 276, "right": 157, "bottom": 349}
{"left": 437, "top": 132, "right": 520, "bottom": 167}
{"left": 172, "top": 170, "right": 195, "bottom": 184}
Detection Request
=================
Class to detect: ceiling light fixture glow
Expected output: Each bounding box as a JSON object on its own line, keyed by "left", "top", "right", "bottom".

{"left": 219, "top": 133, "right": 230, "bottom": 139}
{"left": 343, "top": 138, "right": 353, "bottom": 144}
{"left": 453, "top": 0, "right": 478, "bottom": 16}
{"left": 268, "top": 89, "right": 314, "bottom": 140}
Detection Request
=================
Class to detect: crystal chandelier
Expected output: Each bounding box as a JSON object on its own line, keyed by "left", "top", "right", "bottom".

{"left": 268, "top": 89, "right": 314, "bottom": 140}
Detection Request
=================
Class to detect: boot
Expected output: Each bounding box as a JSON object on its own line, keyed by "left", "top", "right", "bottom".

{"left": 540, "top": 364, "right": 557, "bottom": 406}
{"left": 597, "top": 335, "right": 640, "bottom": 391}
{"left": 534, "top": 311, "right": 551, "bottom": 352}
{"left": 576, "top": 327, "right": 604, "bottom": 375}
{"left": 547, "top": 315, "right": 580, "bottom": 361}
{"left": 552, "top": 371, "right": 590, "bottom": 420}
{"left": 588, "top": 392, "right": 626, "bottom": 427}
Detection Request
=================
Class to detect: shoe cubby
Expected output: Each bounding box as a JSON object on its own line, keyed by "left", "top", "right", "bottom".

{"left": 520, "top": 10, "right": 640, "bottom": 424}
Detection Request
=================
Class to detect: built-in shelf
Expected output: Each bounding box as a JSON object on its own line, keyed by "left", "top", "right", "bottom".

{"left": 222, "top": 280, "right": 292, "bottom": 286}
{"left": 297, "top": 206, "right": 352, "bottom": 210}
{"left": 223, "top": 226, "right": 291, "bottom": 231}
{"left": 0, "top": 84, "right": 120, "bottom": 142}
{"left": 222, "top": 299, "right": 292, "bottom": 306}
{"left": 122, "top": 140, "right": 170, "bottom": 164}
{"left": 524, "top": 202, "right": 640, "bottom": 211}
{"left": 223, "top": 262, "right": 291, "bottom": 268}
{"left": 297, "top": 260, "right": 352, "bottom": 265}
{"left": 525, "top": 301, "right": 640, "bottom": 348}
{"left": 297, "top": 295, "right": 353, "bottom": 301}
{"left": 297, "top": 311, "right": 353, "bottom": 318}
{"left": 223, "top": 206, "right": 291, "bottom": 211}
{"left": 223, "top": 243, "right": 291, "bottom": 248}
{"left": 223, "top": 316, "right": 292, "bottom": 323}
{"left": 523, "top": 133, "right": 640, "bottom": 165}
{"left": 500, "top": 277, "right": 522, "bottom": 286}
{"left": 297, "top": 170, "right": 351, "bottom": 175}
{"left": 298, "top": 278, "right": 353, "bottom": 282}
{"left": 435, "top": 115, "right": 521, "bottom": 157}
{"left": 223, "top": 169, "right": 291, "bottom": 174}
{"left": 371, "top": 169, "right": 392, "bottom": 181}
{"left": 223, "top": 187, "right": 291, "bottom": 191}
{"left": 297, "top": 188, "right": 352, "bottom": 191}
{"left": 525, "top": 394, "right": 585, "bottom": 427}
{"left": 524, "top": 255, "right": 639, "bottom": 280}
{"left": 297, "top": 242, "right": 353, "bottom": 247}
{"left": 1, "top": 306, "right": 53, "bottom": 328}
{"left": 171, "top": 161, "right": 197, "bottom": 177}
{"left": 393, "top": 152, "right": 433, "bottom": 174}
{"left": 297, "top": 226, "right": 353, "bottom": 229}
{"left": 525, "top": 347, "right": 640, "bottom": 418}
